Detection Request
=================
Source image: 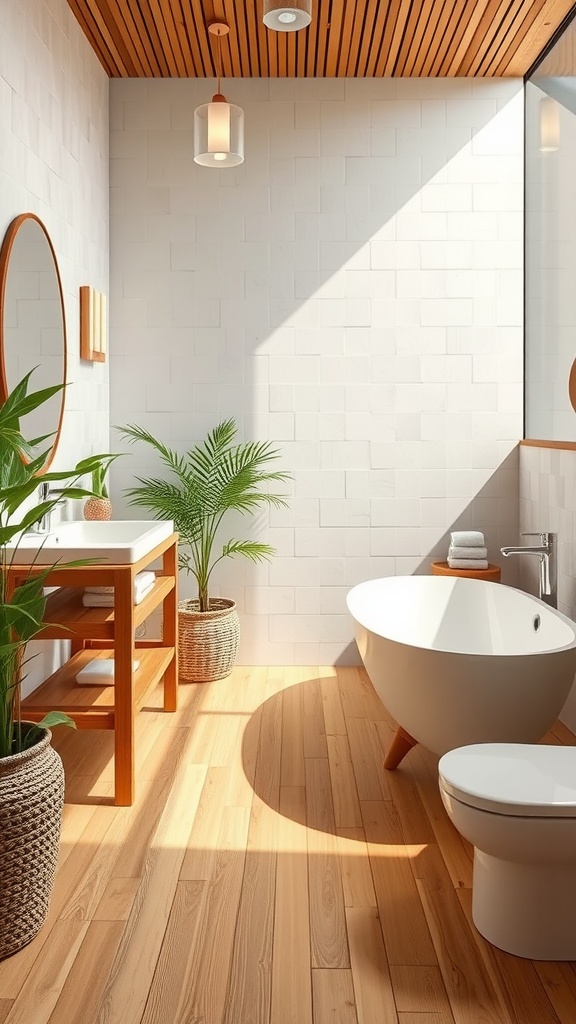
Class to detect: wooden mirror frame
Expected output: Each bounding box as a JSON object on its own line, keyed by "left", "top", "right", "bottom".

{"left": 0, "top": 213, "right": 67, "bottom": 473}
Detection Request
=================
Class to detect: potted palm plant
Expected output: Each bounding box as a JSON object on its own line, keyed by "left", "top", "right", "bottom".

{"left": 120, "top": 418, "right": 291, "bottom": 682}
{"left": 0, "top": 370, "right": 114, "bottom": 960}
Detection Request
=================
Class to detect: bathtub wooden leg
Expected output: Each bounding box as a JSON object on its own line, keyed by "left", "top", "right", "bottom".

{"left": 384, "top": 726, "right": 418, "bottom": 770}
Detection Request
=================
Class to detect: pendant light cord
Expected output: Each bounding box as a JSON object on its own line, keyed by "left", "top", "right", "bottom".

{"left": 207, "top": 21, "right": 230, "bottom": 103}
{"left": 216, "top": 27, "right": 222, "bottom": 97}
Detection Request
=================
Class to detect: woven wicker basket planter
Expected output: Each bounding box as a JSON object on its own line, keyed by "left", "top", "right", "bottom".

{"left": 178, "top": 598, "right": 240, "bottom": 682}
{"left": 0, "top": 726, "right": 65, "bottom": 961}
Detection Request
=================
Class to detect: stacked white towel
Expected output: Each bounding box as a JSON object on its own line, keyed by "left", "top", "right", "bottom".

{"left": 82, "top": 570, "right": 156, "bottom": 608}
{"left": 448, "top": 531, "right": 488, "bottom": 570}
{"left": 76, "top": 657, "right": 140, "bottom": 686}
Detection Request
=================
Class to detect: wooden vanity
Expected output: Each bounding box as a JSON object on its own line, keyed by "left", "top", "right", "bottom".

{"left": 8, "top": 532, "right": 178, "bottom": 806}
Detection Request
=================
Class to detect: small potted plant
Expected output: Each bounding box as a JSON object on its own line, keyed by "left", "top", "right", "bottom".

{"left": 0, "top": 370, "right": 114, "bottom": 960}
{"left": 83, "top": 462, "right": 113, "bottom": 521}
{"left": 120, "top": 418, "right": 291, "bottom": 682}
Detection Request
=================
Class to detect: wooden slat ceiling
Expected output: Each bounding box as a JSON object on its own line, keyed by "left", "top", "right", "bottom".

{"left": 67, "top": 0, "right": 576, "bottom": 78}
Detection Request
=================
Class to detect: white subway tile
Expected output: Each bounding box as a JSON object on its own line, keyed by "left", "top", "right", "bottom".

{"left": 106, "top": 77, "right": 524, "bottom": 667}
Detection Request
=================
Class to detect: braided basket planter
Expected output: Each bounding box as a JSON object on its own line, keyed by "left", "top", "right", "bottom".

{"left": 178, "top": 598, "right": 240, "bottom": 682}
{"left": 0, "top": 726, "right": 65, "bottom": 961}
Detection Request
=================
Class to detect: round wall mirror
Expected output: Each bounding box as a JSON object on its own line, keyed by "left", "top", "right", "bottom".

{"left": 0, "top": 213, "right": 67, "bottom": 472}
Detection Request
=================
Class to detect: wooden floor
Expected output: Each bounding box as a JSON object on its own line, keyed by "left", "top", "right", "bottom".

{"left": 1, "top": 666, "right": 576, "bottom": 1024}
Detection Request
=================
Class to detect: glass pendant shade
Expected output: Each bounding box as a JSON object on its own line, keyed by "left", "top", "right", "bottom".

{"left": 194, "top": 93, "right": 244, "bottom": 167}
{"left": 539, "top": 96, "right": 560, "bottom": 153}
{"left": 263, "top": 0, "right": 311, "bottom": 31}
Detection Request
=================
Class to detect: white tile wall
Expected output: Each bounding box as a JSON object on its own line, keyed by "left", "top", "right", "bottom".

{"left": 519, "top": 444, "right": 576, "bottom": 730}
{"left": 0, "top": 0, "right": 109, "bottom": 467}
{"left": 1, "top": 0, "right": 109, "bottom": 692}
{"left": 110, "top": 78, "right": 524, "bottom": 665}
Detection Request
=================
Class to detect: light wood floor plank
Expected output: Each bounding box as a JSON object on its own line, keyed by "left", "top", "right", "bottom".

{"left": 319, "top": 666, "right": 347, "bottom": 736}
{"left": 252, "top": 689, "right": 283, "bottom": 811}
{"left": 179, "top": 766, "right": 230, "bottom": 880}
{"left": 139, "top": 881, "right": 208, "bottom": 1024}
{"left": 4, "top": 667, "right": 572, "bottom": 1024}
{"left": 390, "top": 965, "right": 455, "bottom": 1021}
{"left": 306, "top": 758, "right": 350, "bottom": 969}
{"left": 271, "top": 786, "right": 313, "bottom": 1024}
{"left": 384, "top": 764, "right": 436, "bottom": 845}
{"left": 398, "top": 1015, "right": 450, "bottom": 1024}
{"left": 346, "top": 907, "right": 398, "bottom": 1024}
{"left": 111, "top": 726, "right": 191, "bottom": 880}
{"left": 96, "top": 763, "right": 206, "bottom": 1024}
{"left": 415, "top": 845, "right": 509, "bottom": 1024}
{"left": 93, "top": 878, "right": 140, "bottom": 922}
{"left": 281, "top": 673, "right": 305, "bottom": 786}
{"left": 312, "top": 969, "right": 358, "bottom": 1024}
{"left": 327, "top": 734, "right": 363, "bottom": 828}
{"left": 4, "top": 920, "right": 88, "bottom": 1024}
{"left": 46, "top": 921, "right": 124, "bottom": 1024}
{"left": 408, "top": 746, "right": 473, "bottom": 890}
{"left": 179, "top": 806, "right": 250, "bottom": 1024}
{"left": 534, "top": 962, "right": 576, "bottom": 1024}
{"left": 347, "top": 717, "right": 388, "bottom": 801}
{"left": 336, "top": 828, "right": 377, "bottom": 909}
{"left": 362, "top": 800, "right": 437, "bottom": 967}
{"left": 337, "top": 666, "right": 367, "bottom": 720}
{"left": 303, "top": 672, "right": 328, "bottom": 758}
{"left": 223, "top": 797, "right": 278, "bottom": 1024}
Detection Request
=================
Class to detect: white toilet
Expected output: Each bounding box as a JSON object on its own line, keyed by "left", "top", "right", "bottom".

{"left": 438, "top": 742, "right": 576, "bottom": 960}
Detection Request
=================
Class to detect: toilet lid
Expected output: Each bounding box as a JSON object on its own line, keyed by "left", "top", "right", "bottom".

{"left": 438, "top": 743, "right": 576, "bottom": 817}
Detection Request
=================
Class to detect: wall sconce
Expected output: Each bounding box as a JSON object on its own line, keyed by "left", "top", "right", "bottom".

{"left": 263, "top": 0, "right": 312, "bottom": 30}
{"left": 80, "top": 286, "right": 107, "bottom": 362}
{"left": 194, "top": 23, "right": 244, "bottom": 168}
{"left": 539, "top": 96, "right": 560, "bottom": 153}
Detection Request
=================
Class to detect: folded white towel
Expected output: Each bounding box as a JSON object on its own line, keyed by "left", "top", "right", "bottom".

{"left": 448, "top": 558, "right": 489, "bottom": 570}
{"left": 76, "top": 657, "right": 140, "bottom": 686}
{"left": 450, "top": 531, "right": 485, "bottom": 548}
{"left": 84, "top": 570, "right": 155, "bottom": 597}
{"left": 448, "top": 545, "right": 488, "bottom": 560}
{"left": 82, "top": 580, "right": 155, "bottom": 608}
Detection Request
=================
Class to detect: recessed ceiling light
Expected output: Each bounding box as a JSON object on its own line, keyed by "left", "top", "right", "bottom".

{"left": 263, "top": 1, "right": 312, "bottom": 32}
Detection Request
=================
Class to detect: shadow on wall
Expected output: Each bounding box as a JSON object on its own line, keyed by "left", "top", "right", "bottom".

{"left": 412, "top": 446, "right": 520, "bottom": 584}
{"left": 338, "top": 445, "right": 521, "bottom": 667}
{"left": 110, "top": 77, "right": 522, "bottom": 473}
{"left": 109, "top": 79, "right": 523, "bottom": 665}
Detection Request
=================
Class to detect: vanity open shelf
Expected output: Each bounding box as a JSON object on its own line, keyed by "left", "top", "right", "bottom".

{"left": 9, "top": 531, "right": 179, "bottom": 807}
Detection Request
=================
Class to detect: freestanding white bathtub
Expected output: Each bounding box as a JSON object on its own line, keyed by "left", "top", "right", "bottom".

{"left": 347, "top": 575, "right": 576, "bottom": 768}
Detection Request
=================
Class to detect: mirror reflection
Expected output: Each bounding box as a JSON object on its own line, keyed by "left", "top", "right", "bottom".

{"left": 0, "top": 214, "right": 67, "bottom": 471}
{"left": 525, "top": 16, "right": 576, "bottom": 441}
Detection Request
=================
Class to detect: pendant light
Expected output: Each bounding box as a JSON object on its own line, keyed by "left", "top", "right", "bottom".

{"left": 263, "top": 0, "right": 312, "bottom": 31}
{"left": 194, "top": 22, "right": 244, "bottom": 168}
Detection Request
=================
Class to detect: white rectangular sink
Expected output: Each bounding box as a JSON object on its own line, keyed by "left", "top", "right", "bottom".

{"left": 8, "top": 520, "right": 174, "bottom": 565}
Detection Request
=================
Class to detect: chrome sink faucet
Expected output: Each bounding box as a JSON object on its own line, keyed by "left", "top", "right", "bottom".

{"left": 33, "top": 481, "right": 68, "bottom": 534}
{"left": 500, "top": 532, "right": 557, "bottom": 608}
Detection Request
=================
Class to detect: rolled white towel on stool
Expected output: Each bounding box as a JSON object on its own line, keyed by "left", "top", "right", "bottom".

{"left": 448, "top": 545, "right": 488, "bottom": 560}
{"left": 447, "top": 557, "right": 489, "bottom": 570}
{"left": 450, "top": 531, "right": 485, "bottom": 548}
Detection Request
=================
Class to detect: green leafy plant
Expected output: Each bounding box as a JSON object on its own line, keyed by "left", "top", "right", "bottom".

{"left": 0, "top": 370, "right": 116, "bottom": 759}
{"left": 120, "top": 418, "right": 291, "bottom": 612}
{"left": 90, "top": 462, "right": 110, "bottom": 499}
